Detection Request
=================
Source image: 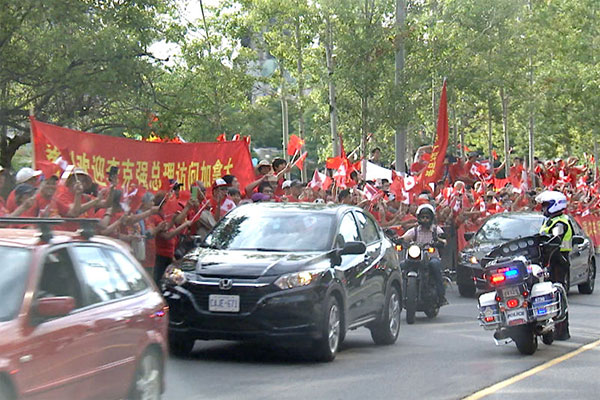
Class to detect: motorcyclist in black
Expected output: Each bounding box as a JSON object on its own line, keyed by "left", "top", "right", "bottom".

{"left": 535, "top": 190, "right": 571, "bottom": 341}
{"left": 400, "top": 204, "right": 448, "bottom": 305}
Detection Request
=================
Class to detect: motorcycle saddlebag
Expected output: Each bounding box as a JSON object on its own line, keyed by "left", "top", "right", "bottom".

{"left": 530, "top": 282, "right": 559, "bottom": 321}
{"left": 478, "top": 291, "right": 500, "bottom": 330}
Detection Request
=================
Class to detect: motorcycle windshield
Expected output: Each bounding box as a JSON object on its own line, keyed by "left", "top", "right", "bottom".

{"left": 480, "top": 235, "right": 545, "bottom": 269}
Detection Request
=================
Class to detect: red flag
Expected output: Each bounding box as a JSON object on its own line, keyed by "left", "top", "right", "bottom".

{"left": 419, "top": 80, "right": 449, "bottom": 186}
{"left": 464, "top": 145, "right": 471, "bottom": 153}
{"left": 287, "top": 134, "right": 305, "bottom": 156}
{"left": 294, "top": 151, "right": 308, "bottom": 170}
{"left": 232, "top": 134, "right": 241, "bottom": 141}
{"left": 309, "top": 169, "right": 324, "bottom": 189}
{"left": 492, "top": 150, "right": 498, "bottom": 160}
{"left": 243, "top": 135, "right": 251, "bottom": 146}
{"left": 363, "top": 183, "right": 380, "bottom": 200}
{"left": 216, "top": 134, "right": 226, "bottom": 142}
{"left": 326, "top": 156, "right": 343, "bottom": 170}
{"left": 389, "top": 176, "right": 405, "bottom": 200}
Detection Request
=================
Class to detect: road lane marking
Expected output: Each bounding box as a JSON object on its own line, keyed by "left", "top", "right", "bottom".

{"left": 463, "top": 338, "right": 600, "bottom": 400}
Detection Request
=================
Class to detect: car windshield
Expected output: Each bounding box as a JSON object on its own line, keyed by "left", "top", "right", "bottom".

{"left": 0, "top": 247, "right": 32, "bottom": 322}
{"left": 474, "top": 215, "right": 544, "bottom": 243}
{"left": 205, "top": 208, "right": 335, "bottom": 252}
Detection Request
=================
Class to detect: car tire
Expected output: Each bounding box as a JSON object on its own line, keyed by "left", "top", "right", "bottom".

{"left": 405, "top": 277, "right": 417, "bottom": 325}
{"left": 0, "top": 379, "right": 15, "bottom": 400}
{"left": 169, "top": 334, "right": 195, "bottom": 358}
{"left": 312, "top": 296, "right": 341, "bottom": 362}
{"left": 578, "top": 260, "right": 596, "bottom": 295}
{"left": 130, "top": 350, "right": 162, "bottom": 400}
{"left": 370, "top": 286, "right": 401, "bottom": 345}
{"left": 457, "top": 266, "right": 476, "bottom": 298}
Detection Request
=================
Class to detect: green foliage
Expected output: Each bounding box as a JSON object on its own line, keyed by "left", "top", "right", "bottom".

{"left": 0, "top": 0, "right": 597, "bottom": 171}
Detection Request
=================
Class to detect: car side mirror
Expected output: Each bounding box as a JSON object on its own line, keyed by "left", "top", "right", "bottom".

{"left": 340, "top": 241, "right": 366, "bottom": 256}
{"left": 572, "top": 236, "right": 585, "bottom": 246}
{"left": 36, "top": 296, "right": 75, "bottom": 319}
{"left": 464, "top": 232, "right": 475, "bottom": 242}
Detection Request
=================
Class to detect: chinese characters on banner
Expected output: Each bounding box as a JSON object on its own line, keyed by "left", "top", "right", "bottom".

{"left": 574, "top": 214, "right": 600, "bottom": 252}
{"left": 30, "top": 118, "right": 255, "bottom": 192}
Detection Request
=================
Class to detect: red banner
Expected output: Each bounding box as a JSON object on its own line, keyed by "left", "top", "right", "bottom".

{"left": 420, "top": 79, "right": 449, "bottom": 187}
{"left": 574, "top": 214, "right": 600, "bottom": 252}
{"left": 31, "top": 118, "right": 255, "bottom": 192}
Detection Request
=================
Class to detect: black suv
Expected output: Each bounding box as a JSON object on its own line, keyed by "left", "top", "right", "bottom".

{"left": 162, "top": 202, "right": 403, "bottom": 361}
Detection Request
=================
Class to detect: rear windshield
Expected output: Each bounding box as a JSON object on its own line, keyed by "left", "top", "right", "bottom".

{"left": 205, "top": 209, "right": 335, "bottom": 252}
{"left": 0, "top": 247, "right": 32, "bottom": 321}
{"left": 474, "top": 215, "right": 544, "bottom": 243}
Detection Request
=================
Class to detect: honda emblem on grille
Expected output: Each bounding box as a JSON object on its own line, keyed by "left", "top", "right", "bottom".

{"left": 219, "top": 279, "right": 233, "bottom": 290}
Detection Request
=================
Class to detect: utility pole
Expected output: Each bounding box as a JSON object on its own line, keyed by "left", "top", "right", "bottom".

{"left": 280, "top": 65, "right": 290, "bottom": 167}
{"left": 394, "top": 0, "right": 407, "bottom": 174}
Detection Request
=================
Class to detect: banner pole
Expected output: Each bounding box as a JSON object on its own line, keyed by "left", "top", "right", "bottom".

{"left": 29, "top": 108, "right": 36, "bottom": 169}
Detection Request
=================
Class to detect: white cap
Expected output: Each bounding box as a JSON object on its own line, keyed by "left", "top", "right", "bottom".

{"left": 16, "top": 167, "right": 42, "bottom": 184}
{"left": 214, "top": 178, "right": 228, "bottom": 187}
{"left": 282, "top": 180, "right": 292, "bottom": 189}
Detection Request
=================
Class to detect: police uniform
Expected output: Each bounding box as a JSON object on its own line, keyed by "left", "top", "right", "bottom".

{"left": 539, "top": 213, "right": 572, "bottom": 339}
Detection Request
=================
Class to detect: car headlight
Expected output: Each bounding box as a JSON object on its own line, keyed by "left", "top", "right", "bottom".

{"left": 469, "top": 256, "right": 478, "bottom": 264}
{"left": 408, "top": 245, "right": 421, "bottom": 259}
{"left": 164, "top": 266, "right": 187, "bottom": 286}
{"left": 274, "top": 270, "right": 322, "bottom": 290}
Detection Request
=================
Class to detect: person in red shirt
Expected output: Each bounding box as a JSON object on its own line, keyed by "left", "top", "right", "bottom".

{"left": 6, "top": 167, "right": 43, "bottom": 212}
{"left": 56, "top": 168, "right": 104, "bottom": 220}
{"left": 35, "top": 176, "right": 71, "bottom": 218}
{"left": 148, "top": 191, "right": 197, "bottom": 284}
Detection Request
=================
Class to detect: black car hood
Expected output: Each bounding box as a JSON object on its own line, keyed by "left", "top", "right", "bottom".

{"left": 461, "top": 240, "right": 504, "bottom": 268}
{"left": 191, "top": 248, "right": 329, "bottom": 278}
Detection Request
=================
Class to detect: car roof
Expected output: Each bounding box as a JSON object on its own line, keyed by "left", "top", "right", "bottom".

{"left": 234, "top": 202, "right": 360, "bottom": 217}
{"left": 0, "top": 228, "right": 127, "bottom": 250}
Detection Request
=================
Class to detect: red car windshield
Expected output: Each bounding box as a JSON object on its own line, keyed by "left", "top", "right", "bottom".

{"left": 0, "top": 247, "right": 32, "bottom": 321}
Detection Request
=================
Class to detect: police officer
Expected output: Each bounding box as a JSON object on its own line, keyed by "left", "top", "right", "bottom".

{"left": 535, "top": 190, "right": 571, "bottom": 340}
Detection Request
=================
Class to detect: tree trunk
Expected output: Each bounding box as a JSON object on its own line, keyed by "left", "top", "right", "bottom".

{"left": 295, "top": 13, "right": 307, "bottom": 181}
{"left": 500, "top": 87, "right": 510, "bottom": 178}
{"left": 394, "top": 0, "right": 407, "bottom": 173}
{"left": 325, "top": 15, "right": 340, "bottom": 158}
{"left": 488, "top": 98, "right": 493, "bottom": 165}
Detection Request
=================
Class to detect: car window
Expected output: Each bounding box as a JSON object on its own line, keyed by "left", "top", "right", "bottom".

{"left": 105, "top": 248, "right": 149, "bottom": 294}
{"left": 337, "top": 213, "right": 360, "bottom": 247}
{"left": 474, "top": 215, "right": 544, "bottom": 243}
{"left": 354, "top": 211, "right": 380, "bottom": 244}
{"left": 0, "top": 247, "right": 31, "bottom": 322}
{"left": 71, "top": 246, "right": 128, "bottom": 305}
{"left": 37, "top": 248, "right": 83, "bottom": 309}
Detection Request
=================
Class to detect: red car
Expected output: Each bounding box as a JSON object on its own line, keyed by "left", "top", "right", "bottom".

{"left": 0, "top": 218, "right": 168, "bottom": 400}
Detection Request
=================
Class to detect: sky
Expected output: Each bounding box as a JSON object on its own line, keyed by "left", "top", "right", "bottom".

{"left": 149, "top": 0, "right": 222, "bottom": 60}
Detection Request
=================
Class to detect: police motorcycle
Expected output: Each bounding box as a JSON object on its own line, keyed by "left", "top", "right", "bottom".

{"left": 477, "top": 234, "right": 568, "bottom": 355}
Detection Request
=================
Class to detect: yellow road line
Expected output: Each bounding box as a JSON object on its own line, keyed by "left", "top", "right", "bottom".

{"left": 463, "top": 338, "right": 600, "bottom": 400}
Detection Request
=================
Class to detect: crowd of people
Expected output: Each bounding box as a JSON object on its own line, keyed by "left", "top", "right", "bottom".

{"left": 0, "top": 147, "right": 597, "bottom": 284}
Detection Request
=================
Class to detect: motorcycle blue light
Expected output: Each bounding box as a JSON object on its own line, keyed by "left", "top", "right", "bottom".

{"left": 504, "top": 269, "right": 518, "bottom": 278}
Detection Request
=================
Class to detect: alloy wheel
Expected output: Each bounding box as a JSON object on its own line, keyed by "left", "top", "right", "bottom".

{"left": 135, "top": 353, "right": 161, "bottom": 400}
{"left": 328, "top": 304, "right": 340, "bottom": 353}
{"left": 389, "top": 292, "right": 401, "bottom": 335}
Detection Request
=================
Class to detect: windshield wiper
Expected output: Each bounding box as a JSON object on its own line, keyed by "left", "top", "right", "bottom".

{"left": 237, "top": 248, "right": 287, "bottom": 252}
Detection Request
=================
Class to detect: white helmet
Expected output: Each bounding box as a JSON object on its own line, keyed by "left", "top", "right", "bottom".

{"left": 416, "top": 204, "right": 435, "bottom": 218}
{"left": 535, "top": 190, "right": 567, "bottom": 217}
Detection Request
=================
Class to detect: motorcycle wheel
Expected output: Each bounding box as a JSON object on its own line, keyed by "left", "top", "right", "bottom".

{"left": 542, "top": 330, "right": 554, "bottom": 345}
{"left": 424, "top": 306, "right": 439, "bottom": 319}
{"left": 405, "top": 277, "right": 417, "bottom": 325}
{"left": 514, "top": 326, "right": 538, "bottom": 355}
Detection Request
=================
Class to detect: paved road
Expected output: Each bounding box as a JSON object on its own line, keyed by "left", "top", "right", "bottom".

{"left": 164, "top": 283, "right": 600, "bottom": 400}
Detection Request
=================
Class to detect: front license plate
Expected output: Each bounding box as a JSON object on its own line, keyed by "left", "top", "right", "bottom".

{"left": 209, "top": 295, "right": 240, "bottom": 312}
{"left": 502, "top": 286, "right": 520, "bottom": 298}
